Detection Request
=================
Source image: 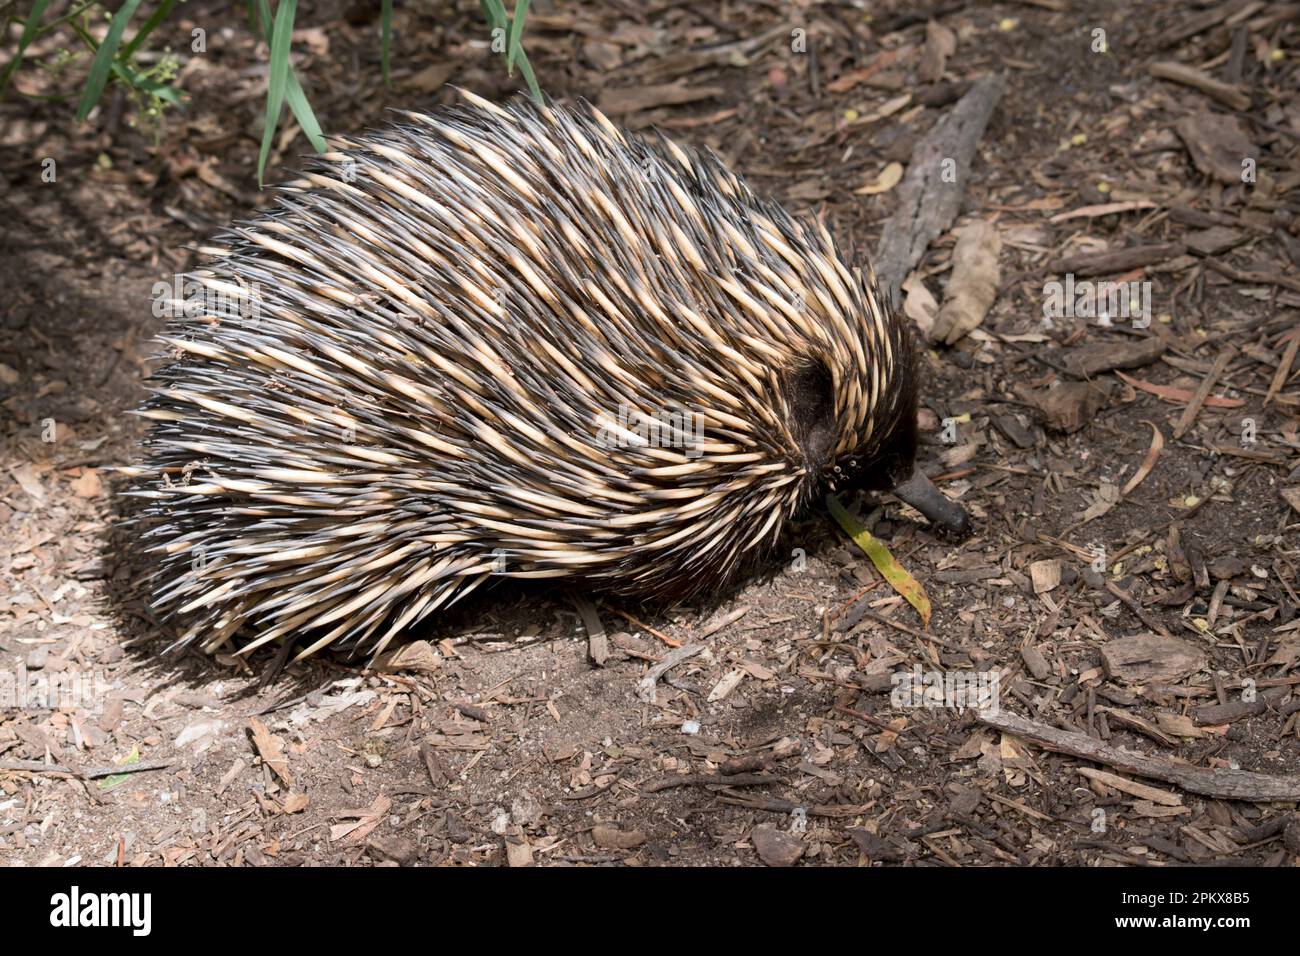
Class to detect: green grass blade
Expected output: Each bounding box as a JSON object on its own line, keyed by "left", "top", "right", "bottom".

{"left": 256, "top": 0, "right": 272, "bottom": 38}
{"left": 514, "top": 45, "right": 542, "bottom": 104}
{"left": 480, "top": 0, "right": 507, "bottom": 30}
{"left": 285, "top": 69, "right": 326, "bottom": 152}
{"left": 0, "top": 0, "right": 55, "bottom": 91}
{"left": 380, "top": 0, "right": 392, "bottom": 87}
{"left": 256, "top": 0, "right": 297, "bottom": 187}
{"left": 75, "top": 0, "right": 146, "bottom": 122}
{"left": 506, "top": 0, "right": 529, "bottom": 75}
{"left": 98, "top": 746, "right": 140, "bottom": 791}
{"left": 480, "top": 0, "right": 541, "bottom": 103}
{"left": 122, "top": 0, "right": 178, "bottom": 59}
{"left": 255, "top": 0, "right": 325, "bottom": 156}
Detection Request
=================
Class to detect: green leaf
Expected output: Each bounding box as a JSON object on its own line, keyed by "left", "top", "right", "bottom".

{"left": 98, "top": 746, "right": 141, "bottom": 791}
{"left": 285, "top": 70, "right": 326, "bottom": 153}
{"left": 0, "top": 0, "right": 55, "bottom": 91}
{"left": 506, "top": 0, "right": 529, "bottom": 75}
{"left": 826, "top": 493, "right": 932, "bottom": 627}
{"left": 255, "top": 0, "right": 273, "bottom": 40}
{"left": 110, "top": 58, "right": 183, "bottom": 105}
{"left": 122, "top": 0, "right": 179, "bottom": 59}
{"left": 479, "top": 0, "right": 541, "bottom": 104}
{"left": 380, "top": 0, "right": 393, "bottom": 88}
{"left": 75, "top": 0, "right": 147, "bottom": 122}
{"left": 257, "top": 0, "right": 298, "bottom": 187}
{"left": 255, "top": 0, "right": 325, "bottom": 158}
{"left": 479, "top": 0, "right": 507, "bottom": 30}
{"left": 514, "top": 45, "right": 543, "bottom": 104}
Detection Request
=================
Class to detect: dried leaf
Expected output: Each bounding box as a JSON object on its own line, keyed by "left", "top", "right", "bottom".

{"left": 1076, "top": 482, "right": 1120, "bottom": 524}
{"left": 1115, "top": 371, "right": 1245, "bottom": 408}
{"left": 70, "top": 469, "right": 103, "bottom": 499}
{"left": 1122, "top": 421, "right": 1164, "bottom": 496}
{"left": 1048, "top": 200, "right": 1156, "bottom": 223}
{"left": 10, "top": 464, "right": 46, "bottom": 505}
{"left": 331, "top": 794, "right": 392, "bottom": 845}
{"left": 918, "top": 19, "right": 957, "bottom": 83}
{"left": 902, "top": 274, "right": 939, "bottom": 337}
{"left": 930, "top": 220, "right": 1001, "bottom": 345}
{"left": 855, "top": 161, "right": 904, "bottom": 195}
{"left": 248, "top": 716, "right": 294, "bottom": 788}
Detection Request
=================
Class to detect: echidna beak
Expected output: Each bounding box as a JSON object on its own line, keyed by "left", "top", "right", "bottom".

{"left": 891, "top": 467, "right": 973, "bottom": 539}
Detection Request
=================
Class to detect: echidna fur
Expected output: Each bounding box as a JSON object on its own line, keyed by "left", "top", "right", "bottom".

{"left": 125, "top": 90, "right": 957, "bottom": 661}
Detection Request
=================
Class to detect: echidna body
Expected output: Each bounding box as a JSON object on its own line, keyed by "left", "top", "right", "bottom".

{"left": 129, "top": 91, "right": 969, "bottom": 659}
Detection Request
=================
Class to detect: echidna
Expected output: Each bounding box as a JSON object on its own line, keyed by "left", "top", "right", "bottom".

{"left": 127, "top": 90, "right": 970, "bottom": 660}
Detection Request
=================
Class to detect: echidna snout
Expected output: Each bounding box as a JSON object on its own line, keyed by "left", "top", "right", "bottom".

{"left": 818, "top": 380, "right": 970, "bottom": 538}
{"left": 893, "top": 468, "right": 973, "bottom": 538}
{"left": 126, "top": 90, "right": 972, "bottom": 659}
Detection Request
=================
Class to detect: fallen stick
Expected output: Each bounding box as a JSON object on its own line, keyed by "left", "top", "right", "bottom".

{"left": 1150, "top": 60, "right": 1250, "bottom": 111}
{"left": 1194, "top": 686, "right": 1290, "bottom": 725}
{"left": 977, "top": 710, "right": 1300, "bottom": 802}
{"left": 82, "top": 760, "right": 173, "bottom": 780}
{"left": 636, "top": 642, "right": 704, "bottom": 702}
{"left": 1204, "top": 257, "right": 1300, "bottom": 295}
{"left": 874, "top": 74, "right": 1004, "bottom": 303}
{"left": 1049, "top": 242, "right": 1186, "bottom": 277}
{"left": 642, "top": 772, "right": 779, "bottom": 793}
{"left": 571, "top": 594, "right": 608, "bottom": 667}
{"left": 0, "top": 759, "right": 173, "bottom": 780}
{"left": 0, "top": 760, "right": 79, "bottom": 777}
{"left": 1173, "top": 348, "right": 1233, "bottom": 439}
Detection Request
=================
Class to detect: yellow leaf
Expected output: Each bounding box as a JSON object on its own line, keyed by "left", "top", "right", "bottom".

{"left": 826, "top": 494, "right": 931, "bottom": 627}
{"left": 855, "top": 161, "right": 904, "bottom": 195}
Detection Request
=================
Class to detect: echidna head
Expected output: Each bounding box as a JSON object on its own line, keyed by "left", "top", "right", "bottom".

{"left": 835, "top": 405, "right": 919, "bottom": 493}
{"left": 786, "top": 306, "right": 971, "bottom": 539}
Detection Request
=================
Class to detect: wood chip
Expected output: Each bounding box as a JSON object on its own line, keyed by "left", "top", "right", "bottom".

{"left": 707, "top": 669, "right": 746, "bottom": 702}
{"left": 504, "top": 826, "right": 535, "bottom": 867}
{"left": 1100, "top": 634, "right": 1206, "bottom": 684}
{"left": 1020, "top": 645, "right": 1051, "bottom": 680}
{"left": 592, "top": 825, "right": 646, "bottom": 849}
{"left": 1029, "top": 559, "right": 1061, "bottom": 594}
{"left": 1063, "top": 338, "right": 1166, "bottom": 378}
{"left": 1174, "top": 110, "right": 1256, "bottom": 183}
{"left": 751, "top": 825, "right": 805, "bottom": 866}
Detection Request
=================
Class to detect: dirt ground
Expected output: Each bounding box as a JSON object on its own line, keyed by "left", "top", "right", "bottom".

{"left": 2, "top": 0, "right": 1299, "bottom": 867}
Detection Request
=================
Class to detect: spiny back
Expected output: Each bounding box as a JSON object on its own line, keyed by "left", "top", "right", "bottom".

{"left": 129, "top": 92, "right": 914, "bottom": 659}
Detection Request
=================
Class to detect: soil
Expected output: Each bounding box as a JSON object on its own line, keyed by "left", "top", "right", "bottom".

{"left": 1, "top": 0, "right": 1299, "bottom": 867}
